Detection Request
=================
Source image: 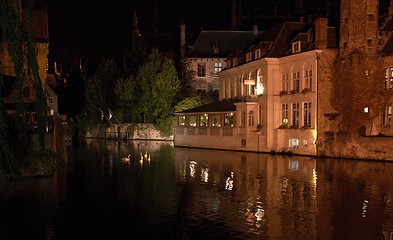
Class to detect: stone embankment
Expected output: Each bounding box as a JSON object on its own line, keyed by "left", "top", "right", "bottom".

{"left": 85, "top": 123, "right": 174, "bottom": 141}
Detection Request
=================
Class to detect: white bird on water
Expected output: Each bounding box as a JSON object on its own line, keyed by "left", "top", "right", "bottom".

{"left": 121, "top": 154, "right": 131, "bottom": 163}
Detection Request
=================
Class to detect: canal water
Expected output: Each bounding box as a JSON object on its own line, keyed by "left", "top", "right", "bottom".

{"left": 0, "top": 139, "right": 392, "bottom": 240}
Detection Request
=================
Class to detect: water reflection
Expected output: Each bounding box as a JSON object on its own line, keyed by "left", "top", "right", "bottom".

{"left": 0, "top": 140, "right": 392, "bottom": 240}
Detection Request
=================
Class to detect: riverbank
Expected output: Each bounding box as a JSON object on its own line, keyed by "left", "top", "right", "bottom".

{"left": 84, "top": 123, "right": 174, "bottom": 141}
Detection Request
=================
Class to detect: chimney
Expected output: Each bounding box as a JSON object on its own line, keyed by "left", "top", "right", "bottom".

{"left": 314, "top": 18, "right": 328, "bottom": 50}
{"left": 253, "top": 25, "right": 258, "bottom": 36}
{"left": 180, "top": 21, "right": 186, "bottom": 58}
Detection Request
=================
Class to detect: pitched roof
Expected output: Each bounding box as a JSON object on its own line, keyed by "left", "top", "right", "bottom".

{"left": 186, "top": 31, "right": 258, "bottom": 58}
{"left": 176, "top": 99, "right": 243, "bottom": 114}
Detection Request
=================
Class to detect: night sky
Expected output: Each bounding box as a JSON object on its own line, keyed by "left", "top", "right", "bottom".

{"left": 45, "top": 0, "right": 335, "bottom": 62}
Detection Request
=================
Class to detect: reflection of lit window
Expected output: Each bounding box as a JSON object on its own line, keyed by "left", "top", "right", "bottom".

{"left": 178, "top": 115, "right": 185, "bottom": 126}
{"left": 189, "top": 161, "right": 197, "bottom": 178}
{"left": 200, "top": 167, "right": 209, "bottom": 183}
{"left": 225, "top": 172, "right": 234, "bottom": 190}
{"left": 289, "top": 159, "right": 299, "bottom": 171}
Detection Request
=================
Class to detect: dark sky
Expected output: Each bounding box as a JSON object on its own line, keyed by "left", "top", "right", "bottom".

{"left": 46, "top": 0, "right": 334, "bottom": 61}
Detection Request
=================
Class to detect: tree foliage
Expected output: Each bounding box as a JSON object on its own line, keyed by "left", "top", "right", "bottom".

{"left": 135, "top": 48, "right": 180, "bottom": 135}
{"left": 84, "top": 59, "right": 119, "bottom": 120}
{"left": 115, "top": 75, "right": 137, "bottom": 122}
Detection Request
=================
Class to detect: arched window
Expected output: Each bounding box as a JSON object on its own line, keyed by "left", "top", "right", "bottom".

{"left": 256, "top": 69, "right": 264, "bottom": 95}
{"left": 291, "top": 65, "right": 300, "bottom": 93}
{"left": 23, "top": 87, "right": 30, "bottom": 97}
{"left": 248, "top": 111, "right": 254, "bottom": 126}
{"left": 303, "top": 62, "right": 312, "bottom": 91}
{"left": 240, "top": 111, "right": 246, "bottom": 126}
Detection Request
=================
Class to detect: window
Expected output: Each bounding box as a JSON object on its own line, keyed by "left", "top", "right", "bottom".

{"left": 199, "top": 114, "right": 208, "bottom": 126}
{"left": 384, "top": 68, "right": 389, "bottom": 89}
{"left": 292, "top": 71, "right": 300, "bottom": 92}
{"left": 178, "top": 115, "right": 185, "bottom": 126}
{"left": 248, "top": 111, "right": 254, "bottom": 126}
{"left": 224, "top": 113, "right": 234, "bottom": 126}
{"left": 240, "top": 111, "right": 246, "bottom": 126}
{"left": 188, "top": 115, "right": 197, "bottom": 127}
{"left": 281, "top": 73, "right": 288, "bottom": 92}
{"left": 258, "top": 105, "right": 262, "bottom": 126}
{"left": 281, "top": 104, "right": 288, "bottom": 126}
{"left": 292, "top": 42, "right": 300, "bottom": 53}
{"left": 390, "top": 67, "right": 393, "bottom": 89}
{"left": 289, "top": 138, "right": 299, "bottom": 148}
{"left": 304, "top": 69, "right": 312, "bottom": 90}
{"left": 48, "top": 97, "right": 53, "bottom": 104}
{"left": 382, "top": 104, "right": 391, "bottom": 126}
{"left": 197, "top": 63, "right": 206, "bottom": 77}
{"left": 211, "top": 114, "right": 220, "bottom": 127}
{"left": 292, "top": 103, "right": 299, "bottom": 127}
{"left": 255, "top": 49, "right": 261, "bottom": 59}
{"left": 303, "top": 102, "right": 311, "bottom": 127}
{"left": 214, "top": 62, "right": 222, "bottom": 75}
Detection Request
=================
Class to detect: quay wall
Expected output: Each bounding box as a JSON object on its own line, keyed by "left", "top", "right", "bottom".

{"left": 85, "top": 123, "right": 174, "bottom": 141}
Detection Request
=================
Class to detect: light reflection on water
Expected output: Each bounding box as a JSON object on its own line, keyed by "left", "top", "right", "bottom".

{"left": 0, "top": 139, "right": 392, "bottom": 240}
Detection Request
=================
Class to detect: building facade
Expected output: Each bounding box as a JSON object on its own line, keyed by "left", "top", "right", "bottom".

{"left": 175, "top": 0, "right": 393, "bottom": 161}
{"left": 175, "top": 19, "right": 337, "bottom": 156}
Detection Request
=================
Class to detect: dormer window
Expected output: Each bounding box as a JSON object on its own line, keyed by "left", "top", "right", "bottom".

{"left": 292, "top": 41, "right": 300, "bottom": 53}
{"left": 246, "top": 52, "right": 254, "bottom": 62}
{"left": 255, "top": 49, "right": 261, "bottom": 59}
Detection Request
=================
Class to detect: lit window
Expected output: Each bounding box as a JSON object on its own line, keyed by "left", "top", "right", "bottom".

{"left": 197, "top": 63, "right": 205, "bottom": 77}
{"left": 199, "top": 114, "right": 208, "bottom": 127}
{"left": 188, "top": 115, "right": 197, "bottom": 127}
{"left": 224, "top": 113, "right": 234, "bottom": 126}
{"left": 289, "top": 138, "right": 299, "bottom": 148}
{"left": 281, "top": 104, "right": 288, "bottom": 126}
{"left": 214, "top": 62, "right": 222, "bottom": 75}
{"left": 178, "top": 115, "right": 185, "bottom": 126}
{"left": 390, "top": 67, "right": 393, "bottom": 89}
{"left": 364, "top": 106, "right": 369, "bottom": 113}
{"left": 211, "top": 114, "right": 220, "bottom": 127}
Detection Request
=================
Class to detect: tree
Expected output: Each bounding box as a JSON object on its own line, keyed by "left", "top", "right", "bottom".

{"left": 114, "top": 75, "right": 137, "bottom": 122}
{"left": 84, "top": 59, "right": 119, "bottom": 121}
{"left": 136, "top": 48, "right": 180, "bottom": 135}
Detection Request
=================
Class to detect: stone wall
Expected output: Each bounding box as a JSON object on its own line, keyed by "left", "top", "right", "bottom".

{"left": 85, "top": 123, "right": 174, "bottom": 141}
